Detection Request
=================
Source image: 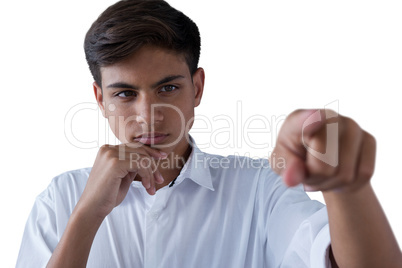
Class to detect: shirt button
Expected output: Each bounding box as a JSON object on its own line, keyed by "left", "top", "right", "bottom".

{"left": 150, "top": 211, "right": 159, "bottom": 220}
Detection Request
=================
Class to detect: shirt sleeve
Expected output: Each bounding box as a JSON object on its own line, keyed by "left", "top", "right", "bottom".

{"left": 16, "top": 187, "right": 58, "bottom": 268}
{"left": 258, "top": 168, "right": 332, "bottom": 268}
{"left": 16, "top": 169, "right": 87, "bottom": 267}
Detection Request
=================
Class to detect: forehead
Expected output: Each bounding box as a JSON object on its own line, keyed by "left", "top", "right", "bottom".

{"left": 100, "top": 46, "right": 190, "bottom": 86}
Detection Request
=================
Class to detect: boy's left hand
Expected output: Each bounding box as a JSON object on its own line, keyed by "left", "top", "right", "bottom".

{"left": 270, "top": 109, "right": 376, "bottom": 192}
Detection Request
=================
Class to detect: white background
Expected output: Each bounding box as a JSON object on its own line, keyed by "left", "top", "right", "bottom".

{"left": 1, "top": 0, "right": 401, "bottom": 266}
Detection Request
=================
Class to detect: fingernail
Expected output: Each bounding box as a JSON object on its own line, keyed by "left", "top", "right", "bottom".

{"left": 158, "top": 174, "right": 164, "bottom": 183}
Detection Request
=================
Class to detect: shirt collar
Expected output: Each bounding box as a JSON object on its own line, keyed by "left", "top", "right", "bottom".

{"left": 175, "top": 137, "right": 215, "bottom": 191}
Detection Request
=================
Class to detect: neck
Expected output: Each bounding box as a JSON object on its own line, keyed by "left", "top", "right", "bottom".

{"left": 155, "top": 142, "right": 192, "bottom": 190}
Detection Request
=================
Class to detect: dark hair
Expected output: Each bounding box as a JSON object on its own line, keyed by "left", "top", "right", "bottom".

{"left": 84, "top": 0, "right": 201, "bottom": 87}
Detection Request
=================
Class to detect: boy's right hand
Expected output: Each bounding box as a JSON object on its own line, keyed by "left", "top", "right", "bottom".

{"left": 76, "top": 143, "right": 167, "bottom": 220}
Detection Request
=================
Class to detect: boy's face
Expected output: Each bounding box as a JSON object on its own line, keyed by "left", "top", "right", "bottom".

{"left": 94, "top": 45, "right": 204, "bottom": 156}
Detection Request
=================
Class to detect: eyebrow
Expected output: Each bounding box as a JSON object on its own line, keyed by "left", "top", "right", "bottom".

{"left": 106, "top": 75, "right": 185, "bottom": 90}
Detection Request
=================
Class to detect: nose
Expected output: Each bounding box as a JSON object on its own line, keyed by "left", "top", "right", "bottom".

{"left": 135, "top": 93, "right": 164, "bottom": 126}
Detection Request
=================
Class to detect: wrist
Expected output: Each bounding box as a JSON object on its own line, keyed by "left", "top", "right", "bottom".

{"left": 322, "top": 181, "right": 371, "bottom": 201}
{"left": 72, "top": 199, "right": 107, "bottom": 228}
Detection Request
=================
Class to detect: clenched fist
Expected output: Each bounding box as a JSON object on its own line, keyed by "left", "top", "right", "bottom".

{"left": 77, "top": 143, "right": 168, "bottom": 219}
{"left": 270, "top": 109, "right": 376, "bottom": 193}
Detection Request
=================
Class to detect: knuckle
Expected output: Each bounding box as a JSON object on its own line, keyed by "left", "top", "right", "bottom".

{"left": 99, "top": 144, "right": 109, "bottom": 153}
{"left": 338, "top": 167, "right": 355, "bottom": 184}
{"left": 98, "top": 145, "right": 118, "bottom": 160}
{"left": 359, "top": 165, "right": 375, "bottom": 181}
{"left": 340, "top": 173, "right": 354, "bottom": 184}
{"left": 289, "top": 109, "right": 303, "bottom": 118}
{"left": 346, "top": 117, "right": 358, "bottom": 130}
{"left": 342, "top": 117, "right": 361, "bottom": 136}
{"left": 287, "top": 109, "right": 307, "bottom": 124}
{"left": 325, "top": 109, "right": 339, "bottom": 118}
{"left": 366, "top": 132, "right": 376, "bottom": 146}
{"left": 105, "top": 148, "right": 117, "bottom": 159}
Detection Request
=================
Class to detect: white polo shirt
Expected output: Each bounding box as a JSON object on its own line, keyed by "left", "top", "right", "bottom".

{"left": 17, "top": 142, "right": 332, "bottom": 268}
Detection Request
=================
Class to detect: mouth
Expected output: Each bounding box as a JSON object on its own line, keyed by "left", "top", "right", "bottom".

{"left": 134, "top": 132, "right": 169, "bottom": 145}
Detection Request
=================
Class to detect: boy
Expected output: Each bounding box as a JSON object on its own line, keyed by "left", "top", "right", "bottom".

{"left": 16, "top": 0, "right": 402, "bottom": 267}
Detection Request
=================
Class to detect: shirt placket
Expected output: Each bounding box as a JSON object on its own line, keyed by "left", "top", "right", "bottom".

{"left": 144, "top": 187, "right": 169, "bottom": 268}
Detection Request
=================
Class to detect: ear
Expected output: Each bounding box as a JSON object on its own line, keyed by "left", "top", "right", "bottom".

{"left": 192, "top": 67, "right": 205, "bottom": 107}
{"left": 93, "top": 82, "right": 106, "bottom": 117}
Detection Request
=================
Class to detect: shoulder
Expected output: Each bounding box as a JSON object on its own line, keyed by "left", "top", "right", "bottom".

{"left": 49, "top": 167, "right": 91, "bottom": 191}
{"left": 38, "top": 167, "right": 91, "bottom": 207}
{"left": 51, "top": 167, "right": 91, "bottom": 185}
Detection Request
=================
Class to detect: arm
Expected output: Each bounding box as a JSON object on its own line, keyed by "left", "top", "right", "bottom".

{"left": 271, "top": 109, "right": 402, "bottom": 268}
{"left": 324, "top": 183, "right": 401, "bottom": 268}
{"left": 47, "top": 143, "right": 167, "bottom": 268}
{"left": 46, "top": 203, "right": 104, "bottom": 267}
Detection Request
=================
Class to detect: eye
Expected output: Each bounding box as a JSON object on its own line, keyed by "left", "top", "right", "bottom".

{"left": 160, "top": 85, "right": 178, "bottom": 93}
{"left": 116, "top": 90, "right": 136, "bottom": 98}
